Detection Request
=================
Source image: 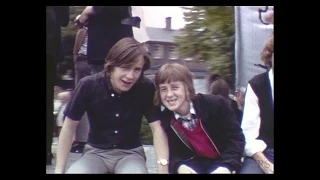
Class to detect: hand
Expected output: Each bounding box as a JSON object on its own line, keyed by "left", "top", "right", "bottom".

{"left": 210, "top": 167, "right": 231, "bottom": 174}
{"left": 257, "top": 159, "right": 274, "bottom": 174}
{"left": 234, "top": 91, "right": 244, "bottom": 110}
{"left": 177, "top": 164, "right": 197, "bottom": 174}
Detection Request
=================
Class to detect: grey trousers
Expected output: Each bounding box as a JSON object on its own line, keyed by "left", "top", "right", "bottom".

{"left": 66, "top": 144, "right": 148, "bottom": 174}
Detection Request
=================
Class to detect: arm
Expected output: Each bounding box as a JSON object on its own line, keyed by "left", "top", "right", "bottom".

{"left": 252, "top": 152, "right": 274, "bottom": 174}
{"left": 55, "top": 79, "right": 89, "bottom": 173}
{"left": 241, "top": 84, "right": 272, "bottom": 173}
{"left": 142, "top": 79, "right": 169, "bottom": 173}
{"left": 241, "top": 84, "right": 267, "bottom": 157}
{"left": 149, "top": 120, "right": 169, "bottom": 174}
{"left": 54, "top": 117, "right": 79, "bottom": 173}
{"left": 73, "top": 28, "right": 87, "bottom": 62}
{"left": 78, "top": 6, "right": 95, "bottom": 26}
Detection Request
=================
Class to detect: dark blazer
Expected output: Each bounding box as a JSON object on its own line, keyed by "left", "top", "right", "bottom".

{"left": 159, "top": 93, "right": 245, "bottom": 173}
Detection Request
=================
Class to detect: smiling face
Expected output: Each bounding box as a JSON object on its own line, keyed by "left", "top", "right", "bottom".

{"left": 159, "top": 81, "right": 190, "bottom": 116}
{"left": 110, "top": 55, "right": 144, "bottom": 94}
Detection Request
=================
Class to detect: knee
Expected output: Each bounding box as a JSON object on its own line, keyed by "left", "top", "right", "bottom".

{"left": 115, "top": 158, "right": 148, "bottom": 174}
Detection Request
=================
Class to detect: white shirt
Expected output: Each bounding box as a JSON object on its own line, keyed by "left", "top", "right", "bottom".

{"left": 241, "top": 70, "right": 274, "bottom": 157}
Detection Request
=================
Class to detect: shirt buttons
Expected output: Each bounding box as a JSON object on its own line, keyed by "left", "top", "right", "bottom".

{"left": 115, "top": 114, "right": 119, "bottom": 117}
{"left": 111, "top": 94, "right": 114, "bottom": 97}
{"left": 113, "top": 144, "right": 117, "bottom": 148}
{"left": 114, "top": 130, "right": 118, "bottom": 134}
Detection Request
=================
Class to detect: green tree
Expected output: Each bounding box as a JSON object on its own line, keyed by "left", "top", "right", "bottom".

{"left": 175, "top": 6, "right": 235, "bottom": 88}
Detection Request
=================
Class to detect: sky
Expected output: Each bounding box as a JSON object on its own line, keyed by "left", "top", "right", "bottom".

{"left": 142, "top": 6, "right": 189, "bottom": 30}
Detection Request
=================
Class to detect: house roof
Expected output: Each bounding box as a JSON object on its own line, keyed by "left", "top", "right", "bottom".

{"left": 146, "top": 27, "right": 180, "bottom": 43}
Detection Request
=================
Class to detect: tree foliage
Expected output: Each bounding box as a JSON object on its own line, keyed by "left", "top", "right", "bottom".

{"left": 174, "top": 6, "right": 235, "bottom": 88}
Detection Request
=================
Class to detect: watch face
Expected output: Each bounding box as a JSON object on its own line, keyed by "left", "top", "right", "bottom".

{"left": 160, "top": 159, "right": 168, "bottom": 165}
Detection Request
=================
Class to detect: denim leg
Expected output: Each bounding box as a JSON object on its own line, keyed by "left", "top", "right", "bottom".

{"left": 238, "top": 157, "right": 264, "bottom": 174}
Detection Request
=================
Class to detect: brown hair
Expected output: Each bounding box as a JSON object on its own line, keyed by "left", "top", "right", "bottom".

{"left": 104, "top": 37, "right": 152, "bottom": 82}
{"left": 153, "top": 63, "right": 196, "bottom": 106}
{"left": 260, "top": 33, "right": 274, "bottom": 68}
{"left": 209, "top": 79, "right": 230, "bottom": 99}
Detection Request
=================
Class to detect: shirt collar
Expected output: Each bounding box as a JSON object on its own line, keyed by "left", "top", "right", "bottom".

{"left": 268, "top": 69, "right": 274, "bottom": 102}
{"left": 174, "top": 102, "right": 196, "bottom": 120}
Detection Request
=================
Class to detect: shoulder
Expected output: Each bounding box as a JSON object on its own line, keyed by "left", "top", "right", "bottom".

{"left": 78, "top": 72, "right": 103, "bottom": 87}
{"left": 249, "top": 72, "right": 268, "bottom": 85}
{"left": 195, "top": 93, "right": 226, "bottom": 104}
{"left": 194, "top": 93, "right": 229, "bottom": 110}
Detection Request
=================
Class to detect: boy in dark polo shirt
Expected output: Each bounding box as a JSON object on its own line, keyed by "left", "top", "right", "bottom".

{"left": 153, "top": 63, "right": 245, "bottom": 174}
{"left": 55, "top": 37, "right": 169, "bottom": 174}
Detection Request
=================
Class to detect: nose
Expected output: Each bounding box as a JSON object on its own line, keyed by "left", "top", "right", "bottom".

{"left": 166, "top": 89, "right": 173, "bottom": 97}
{"left": 125, "top": 69, "right": 134, "bottom": 79}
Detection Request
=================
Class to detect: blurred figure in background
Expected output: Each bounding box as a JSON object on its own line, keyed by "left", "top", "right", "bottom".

{"left": 46, "top": 6, "right": 69, "bottom": 165}
{"left": 70, "top": 14, "right": 91, "bottom": 153}
{"left": 209, "top": 78, "right": 243, "bottom": 124}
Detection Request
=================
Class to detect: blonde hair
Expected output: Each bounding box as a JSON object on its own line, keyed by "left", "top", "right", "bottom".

{"left": 153, "top": 63, "right": 196, "bottom": 106}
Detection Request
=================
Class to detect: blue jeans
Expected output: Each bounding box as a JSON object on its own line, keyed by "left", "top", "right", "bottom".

{"left": 238, "top": 148, "right": 274, "bottom": 174}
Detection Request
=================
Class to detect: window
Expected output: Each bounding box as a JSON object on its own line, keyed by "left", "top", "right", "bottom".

{"left": 168, "top": 46, "right": 178, "bottom": 60}
{"left": 152, "top": 44, "right": 164, "bottom": 59}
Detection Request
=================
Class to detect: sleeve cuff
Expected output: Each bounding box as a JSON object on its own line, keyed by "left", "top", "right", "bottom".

{"left": 244, "top": 139, "right": 267, "bottom": 157}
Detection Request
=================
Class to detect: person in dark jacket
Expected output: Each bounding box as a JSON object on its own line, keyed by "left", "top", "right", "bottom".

{"left": 76, "top": 6, "right": 137, "bottom": 73}
{"left": 46, "top": 6, "right": 69, "bottom": 165}
{"left": 153, "top": 63, "right": 245, "bottom": 174}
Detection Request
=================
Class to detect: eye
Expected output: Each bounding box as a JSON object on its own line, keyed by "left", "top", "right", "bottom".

{"left": 160, "top": 88, "right": 167, "bottom": 92}
{"left": 119, "top": 65, "right": 130, "bottom": 69}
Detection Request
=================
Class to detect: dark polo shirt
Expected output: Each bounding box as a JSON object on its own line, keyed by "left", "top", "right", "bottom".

{"left": 64, "top": 71, "right": 160, "bottom": 149}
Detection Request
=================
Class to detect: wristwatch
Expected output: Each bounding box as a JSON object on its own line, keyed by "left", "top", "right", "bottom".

{"left": 156, "top": 159, "right": 169, "bottom": 166}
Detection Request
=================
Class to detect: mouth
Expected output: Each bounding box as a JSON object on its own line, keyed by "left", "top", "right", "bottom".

{"left": 121, "top": 80, "right": 133, "bottom": 87}
{"left": 166, "top": 99, "right": 177, "bottom": 105}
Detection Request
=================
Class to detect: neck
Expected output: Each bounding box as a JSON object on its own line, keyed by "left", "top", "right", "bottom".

{"left": 177, "top": 101, "right": 190, "bottom": 116}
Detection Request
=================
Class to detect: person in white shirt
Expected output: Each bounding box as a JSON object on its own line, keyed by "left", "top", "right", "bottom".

{"left": 239, "top": 32, "right": 274, "bottom": 174}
